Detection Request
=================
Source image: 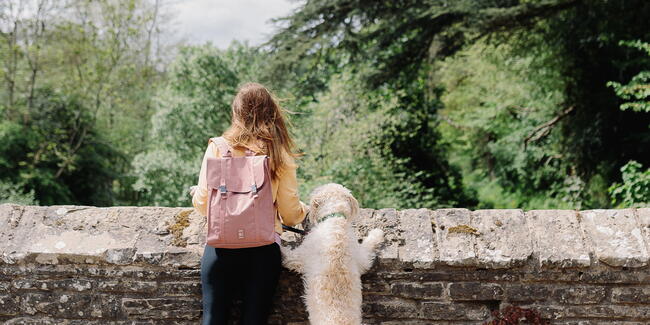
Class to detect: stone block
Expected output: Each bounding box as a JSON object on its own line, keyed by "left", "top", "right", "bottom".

{"left": 537, "top": 304, "right": 650, "bottom": 319}
{"left": 527, "top": 210, "right": 591, "bottom": 268}
{"left": 355, "top": 208, "right": 401, "bottom": 261}
{"left": 12, "top": 278, "right": 93, "bottom": 292}
{"left": 361, "top": 295, "right": 419, "bottom": 319}
{"left": 19, "top": 292, "right": 122, "bottom": 319}
{"left": 505, "top": 283, "right": 552, "bottom": 302}
{"left": 158, "top": 281, "right": 202, "bottom": 296}
{"left": 579, "top": 209, "right": 648, "bottom": 267}
{"left": 434, "top": 209, "right": 477, "bottom": 266}
{"left": 0, "top": 294, "right": 20, "bottom": 316}
{"left": 390, "top": 282, "right": 444, "bottom": 299}
{"left": 552, "top": 285, "right": 607, "bottom": 304}
{"left": 611, "top": 287, "right": 650, "bottom": 303}
{"left": 448, "top": 282, "right": 504, "bottom": 301}
{"left": 637, "top": 208, "right": 650, "bottom": 257}
{"left": 419, "top": 301, "right": 490, "bottom": 320}
{"left": 96, "top": 279, "right": 158, "bottom": 293}
{"left": 472, "top": 209, "right": 532, "bottom": 268}
{"left": 398, "top": 209, "right": 437, "bottom": 265}
{"left": 121, "top": 297, "right": 202, "bottom": 320}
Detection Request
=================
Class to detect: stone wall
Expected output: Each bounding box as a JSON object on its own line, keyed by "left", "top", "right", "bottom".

{"left": 1, "top": 204, "right": 649, "bottom": 324}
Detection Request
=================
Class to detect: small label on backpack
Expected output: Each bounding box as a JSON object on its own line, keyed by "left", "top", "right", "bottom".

{"left": 238, "top": 229, "right": 244, "bottom": 239}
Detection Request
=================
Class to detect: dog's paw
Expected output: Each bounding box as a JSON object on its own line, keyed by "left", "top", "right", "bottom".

{"left": 365, "top": 228, "right": 384, "bottom": 248}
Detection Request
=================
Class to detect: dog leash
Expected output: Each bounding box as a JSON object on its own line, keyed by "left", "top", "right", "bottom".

{"left": 282, "top": 224, "right": 306, "bottom": 235}
{"left": 281, "top": 210, "right": 310, "bottom": 235}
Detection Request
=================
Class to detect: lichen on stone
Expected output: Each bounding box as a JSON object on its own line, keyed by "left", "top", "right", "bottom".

{"left": 447, "top": 224, "right": 480, "bottom": 236}
{"left": 167, "top": 209, "right": 192, "bottom": 247}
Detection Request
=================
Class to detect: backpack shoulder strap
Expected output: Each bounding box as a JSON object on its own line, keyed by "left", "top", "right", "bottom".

{"left": 210, "top": 137, "right": 232, "bottom": 157}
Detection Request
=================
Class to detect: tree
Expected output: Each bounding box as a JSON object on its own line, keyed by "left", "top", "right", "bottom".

{"left": 0, "top": 87, "right": 120, "bottom": 205}
{"left": 267, "top": 0, "right": 581, "bottom": 88}
{"left": 0, "top": 0, "right": 171, "bottom": 206}
{"left": 269, "top": 0, "right": 650, "bottom": 209}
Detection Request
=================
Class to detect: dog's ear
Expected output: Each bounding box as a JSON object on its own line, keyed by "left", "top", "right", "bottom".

{"left": 346, "top": 190, "right": 360, "bottom": 219}
{"left": 308, "top": 196, "right": 321, "bottom": 225}
{"left": 308, "top": 184, "right": 327, "bottom": 224}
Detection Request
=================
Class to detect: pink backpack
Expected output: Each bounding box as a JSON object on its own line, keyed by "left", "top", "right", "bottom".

{"left": 205, "top": 137, "right": 275, "bottom": 248}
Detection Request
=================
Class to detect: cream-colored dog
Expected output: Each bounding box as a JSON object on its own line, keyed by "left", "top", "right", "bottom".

{"left": 281, "top": 183, "right": 384, "bottom": 325}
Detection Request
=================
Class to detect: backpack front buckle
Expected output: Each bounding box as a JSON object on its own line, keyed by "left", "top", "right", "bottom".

{"left": 219, "top": 185, "right": 227, "bottom": 198}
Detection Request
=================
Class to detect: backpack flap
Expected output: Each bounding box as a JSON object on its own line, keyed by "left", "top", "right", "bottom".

{"left": 206, "top": 155, "right": 267, "bottom": 193}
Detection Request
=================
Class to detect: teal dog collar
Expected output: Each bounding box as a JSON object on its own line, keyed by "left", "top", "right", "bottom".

{"left": 318, "top": 212, "right": 347, "bottom": 223}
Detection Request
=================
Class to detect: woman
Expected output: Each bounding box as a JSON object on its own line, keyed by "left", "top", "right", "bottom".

{"left": 192, "top": 82, "right": 308, "bottom": 325}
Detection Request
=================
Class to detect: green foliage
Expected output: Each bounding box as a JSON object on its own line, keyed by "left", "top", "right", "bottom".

{"left": 131, "top": 42, "right": 263, "bottom": 206}
{"left": 270, "top": 0, "right": 650, "bottom": 210}
{"left": 293, "top": 72, "right": 411, "bottom": 208}
{"left": 0, "top": 88, "right": 120, "bottom": 205}
{"left": 2, "top": 0, "right": 649, "bottom": 211}
{"left": 294, "top": 69, "right": 474, "bottom": 209}
{"left": 609, "top": 161, "right": 650, "bottom": 208}
{"left": 606, "top": 40, "right": 650, "bottom": 208}
{"left": 0, "top": 0, "right": 167, "bottom": 206}
{"left": 436, "top": 39, "right": 588, "bottom": 209}
{"left": 0, "top": 180, "right": 38, "bottom": 205}
{"left": 607, "top": 40, "right": 650, "bottom": 113}
{"left": 268, "top": 0, "right": 581, "bottom": 87}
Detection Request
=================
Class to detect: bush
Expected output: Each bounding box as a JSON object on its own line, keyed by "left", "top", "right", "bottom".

{"left": 609, "top": 161, "right": 650, "bottom": 208}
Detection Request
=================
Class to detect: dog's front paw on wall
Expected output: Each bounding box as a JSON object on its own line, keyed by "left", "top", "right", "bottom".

{"left": 366, "top": 228, "right": 384, "bottom": 248}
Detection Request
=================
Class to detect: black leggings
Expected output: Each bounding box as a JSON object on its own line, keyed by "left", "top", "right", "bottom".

{"left": 200, "top": 242, "right": 282, "bottom": 325}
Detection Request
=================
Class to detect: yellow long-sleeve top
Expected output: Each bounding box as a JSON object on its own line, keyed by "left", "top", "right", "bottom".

{"left": 191, "top": 137, "right": 308, "bottom": 234}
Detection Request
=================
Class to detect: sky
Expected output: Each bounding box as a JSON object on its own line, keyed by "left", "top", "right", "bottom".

{"left": 169, "top": 0, "right": 301, "bottom": 48}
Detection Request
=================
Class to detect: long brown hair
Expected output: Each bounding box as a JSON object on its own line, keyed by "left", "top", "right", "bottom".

{"left": 222, "top": 82, "right": 300, "bottom": 180}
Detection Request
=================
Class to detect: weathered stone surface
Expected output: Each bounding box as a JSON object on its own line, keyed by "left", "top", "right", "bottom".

{"left": 527, "top": 210, "right": 591, "bottom": 268}
{"left": 121, "top": 297, "right": 201, "bottom": 319}
{"left": 3, "top": 318, "right": 197, "bottom": 325}
{"left": 611, "top": 287, "right": 650, "bottom": 303}
{"left": 96, "top": 280, "right": 158, "bottom": 293}
{"left": 552, "top": 285, "right": 607, "bottom": 304}
{"left": 637, "top": 208, "right": 650, "bottom": 257}
{"left": 3, "top": 204, "right": 650, "bottom": 324}
{"left": 433, "top": 209, "right": 477, "bottom": 266}
{"left": 0, "top": 294, "right": 20, "bottom": 316}
{"left": 158, "top": 281, "right": 202, "bottom": 296}
{"left": 579, "top": 209, "right": 648, "bottom": 267}
{"left": 390, "top": 281, "right": 444, "bottom": 299}
{"left": 397, "top": 208, "right": 437, "bottom": 266}
{"left": 472, "top": 209, "right": 532, "bottom": 268}
{"left": 361, "top": 295, "right": 419, "bottom": 319}
{"left": 505, "top": 283, "right": 552, "bottom": 302}
{"left": 0, "top": 204, "right": 206, "bottom": 267}
{"left": 19, "top": 292, "right": 122, "bottom": 318}
{"left": 12, "top": 278, "right": 93, "bottom": 292}
{"left": 448, "top": 282, "right": 504, "bottom": 301}
{"left": 536, "top": 304, "right": 650, "bottom": 319}
{"left": 419, "top": 301, "right": 491, "bottom": 320}
{"left": 354, "top": 208, "right": 401, "bottom": 261}
{"left": 553, "top": 320, "right": 647, "bottom": 325}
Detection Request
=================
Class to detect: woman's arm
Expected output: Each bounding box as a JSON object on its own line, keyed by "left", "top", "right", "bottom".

{"left": 192, "top": 141, "right": 217, "bottom": 217}
{"left": 275, "top": 155, "right": 308, "bottom": 227}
